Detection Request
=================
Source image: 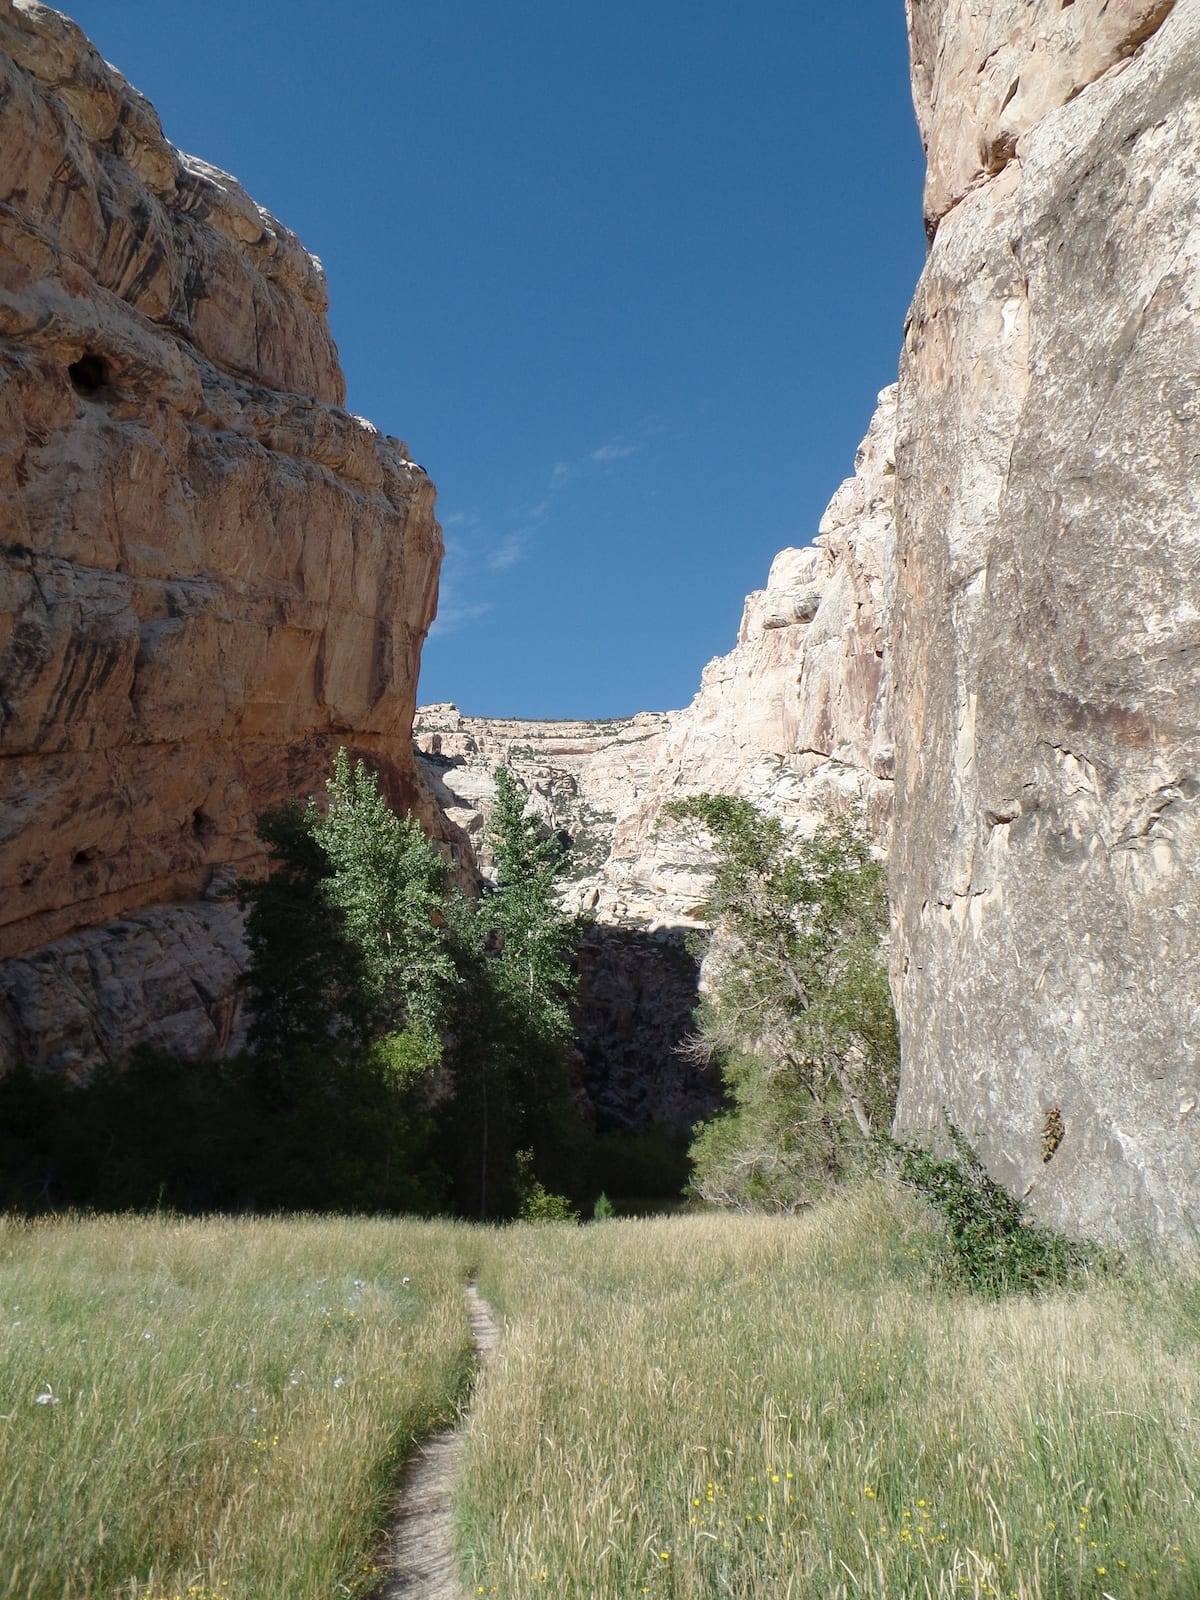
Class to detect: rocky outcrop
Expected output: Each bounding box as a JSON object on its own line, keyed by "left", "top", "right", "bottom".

{"left": 0, "top": 897, "right": 248, "bottom": 1078}
{"left": 598, "top": 387, "right": 897, "bottom": 926}
{"left": 413, "top": 705, "right": 671, "bottom": 891}
{"left": 416, "top": 389, "right": 897, "bottom": 933}
{"left": 891, "top": 0, "right": 1200, "bottom": 1238}
{"left": 908, "top": 0, "right": 1181, "bottom": 233}
{"left": 0, "top": 2, "right": 441, "bottom": 1072}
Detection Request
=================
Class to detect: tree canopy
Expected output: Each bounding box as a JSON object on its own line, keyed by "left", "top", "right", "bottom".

{"left": 664, "top": 794, "right": 898, "bottom": 1210}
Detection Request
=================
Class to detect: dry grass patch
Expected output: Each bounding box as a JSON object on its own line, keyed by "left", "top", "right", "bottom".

{"left": 460, "top": 1185, "right": 1200, "bottom": 1599}
{"left": 0, "top": 1212, "right": 478, "bottom": 1600}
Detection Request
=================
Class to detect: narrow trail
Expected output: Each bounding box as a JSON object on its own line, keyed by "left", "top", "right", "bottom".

{"left": 378, "top": 1283, "right": 500, "bottom": 1600}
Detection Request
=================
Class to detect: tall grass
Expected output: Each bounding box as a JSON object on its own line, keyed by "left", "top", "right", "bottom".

{"left": 0, "top": 1212, "right": 478, "bottom": 1600}
{"left": 5, "top": 1194, "right": 1197, "bottom": 1600}
{"left": 461, "top": 1184, "right": 1200, "bottom": 1599}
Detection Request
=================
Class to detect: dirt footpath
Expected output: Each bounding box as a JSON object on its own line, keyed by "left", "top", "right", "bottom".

{"left": 379, "top": 1285, "right": 500, "bottom": 1599}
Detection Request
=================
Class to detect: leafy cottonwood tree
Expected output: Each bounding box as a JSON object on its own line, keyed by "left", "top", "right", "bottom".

{"left": 664, "top": 794, "right": 898, "bottom": 1210}
{"left": 442, "top": 765, "right": 589, "bottom": 1215}
{"left": 486, "top": 764, "right": 585, "bottom": 1040}
{"left": 239, "top": 753, "right": 590, "bottom": 1215}
{"left": 311, "top": 749, "right": 459, "bottom": 1074}
{"left": 238, "top": 749, "right": 457, "bottom": 1075}
{"left": 237, "top": 800, "right": 367, "bottom": 1064}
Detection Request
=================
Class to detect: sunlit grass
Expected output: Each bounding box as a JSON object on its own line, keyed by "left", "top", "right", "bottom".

{"left": 4, "top": 1192, "right": 1197, "bottom": 1599}
{"left": 461, "top": 1184, "right": 1200, "bottom": 1599}
{"left": 0, "top": 1212, "right": 477, "bottom": 1600}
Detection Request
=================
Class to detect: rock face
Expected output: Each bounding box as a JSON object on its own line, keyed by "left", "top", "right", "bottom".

{"left": 599, "top": 388, "right": 897, "bottom": 927}
{"left": 908, "top": 0, "right": 1181, "bottom": 232}
{"left": 416, "top": 389, "right": 897, "bottom": 933}
{"left": 891, "top": 0, "right": 1200, "bottom": 1238}
{"left": 0, "top": 2, "right": 441, "bottom": 1072}
{"left": 413, "top": 705, "right": 671, "bottom": 893}
{"left": 414, "top": 400, "right": 897, "bottom": 1133}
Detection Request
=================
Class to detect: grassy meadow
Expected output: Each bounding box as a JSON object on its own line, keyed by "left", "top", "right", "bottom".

{"left": 461, "top": 1186, "right": 1200, "bottom": 1600}
{"left": 0, "top": 1213, "right": 478, "bottom": 1600}
{"left": 1, "top": 1190, "right": 1197, "bottom": 1599}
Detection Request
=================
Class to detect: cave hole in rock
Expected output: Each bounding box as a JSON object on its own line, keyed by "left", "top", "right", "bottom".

{"left": 68, "top": 353, "right": 111, "bottom": 397}
{"left": 192, "top": 809, "right": 217, "bottom": 844}
{"left": 1041, "top": 1106, "right": 1065, "bottom": 1163}
{"left": 72, "top": 848, "right": 98, "bottom": 866}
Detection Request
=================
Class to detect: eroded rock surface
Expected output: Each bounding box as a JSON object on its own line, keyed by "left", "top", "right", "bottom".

{"left": 908, "top": 0, "right": 1180, "bottom": 231}
{"left": 413, "top": 706, "right": 671, "bottom": 893}
{"left": 416, "top": 389, "right": 897, "bottom": 932}
{"left": 0, "top": 1, "right": 441, "bottom": 1070}
{"left": 598, "top": 389, "right": 897, "bottom": 928}
{"left": 891, "top": 0, "right": 1200, "bottom": 1238}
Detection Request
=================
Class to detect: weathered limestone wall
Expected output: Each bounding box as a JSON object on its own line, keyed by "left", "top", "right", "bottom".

{"left": 599, "top": 388, "right": 897, "bottom": 927}
{"left": 891, "top": 0, "right": 1200, "bottom": 1238}
{"left": 416, "top": 389, "right": 897, "bottom": 932}
{"left": 0, "top": 2, "right": 442, "bottom": 1072}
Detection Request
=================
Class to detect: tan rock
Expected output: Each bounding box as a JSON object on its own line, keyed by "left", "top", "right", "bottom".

{"left": 891, "top": 0, "right": 1200, "bottom": 1238}
{"left": 908, "top": 0, "right": 1180, "bottom": 231}
{"left": 0, "top": 2, "right": 441, "bottom": 1066}
{"left": 414, "top": 705, "right": 672, "bottom": 891}
{"left": 416, "top": 386, "right": 898, "bottom": 932}
{"left": 598, "top": 387, "right": 897, "bottom": 927}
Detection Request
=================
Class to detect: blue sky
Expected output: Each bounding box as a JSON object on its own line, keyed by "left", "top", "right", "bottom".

{"left": 64, "top": 1, "right": 926, "bottom": 719}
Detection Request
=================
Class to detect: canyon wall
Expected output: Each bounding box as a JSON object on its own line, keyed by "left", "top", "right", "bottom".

{"left": 891, "top": 0, "right": 1200, "bottom": 1238}
{"left": 598, "top": 386, "right": 897, "bottom": 927}
{"left": 414, "top": 395, "right": 897, "bottom": 1130}
{"left": 415, "top": 386, "right": 897, "bottom": 930}
{"left": 0, "top": 1, "right": 441, "bottom": 1073}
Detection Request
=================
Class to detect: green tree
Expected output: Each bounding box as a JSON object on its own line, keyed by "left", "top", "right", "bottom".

{"left": 238, "top": 750, "right": 457, "bottom": 1075}
{"left": 311, "top": 749, "right": 458, "bottom": 1071}
{"left": 486, "top": 764, "right": 583, "bottom": 1043}
{"left": 664, "top": 795, "right": 898, "bottom": 1210}
{"left": 441, "top": 766, "right": 589, "bottom": 1216}
{"left": 237, "top": 800, "right": 366, "bottom": 1064}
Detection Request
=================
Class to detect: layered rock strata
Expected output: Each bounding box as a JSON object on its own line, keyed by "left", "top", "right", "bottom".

{"left": 891, "top": 0, "right": 1200, "bottom": 1238}
{"left": 0, "top": 2, "right": 441, "bottom": 1072}
{"left": 598, "top": 387, "right": 897, "bottom": 926}
{"left": 413, "top": 706, "right": 671, "bottom": 891}
{"left": 415, "top": 398, "right": 897, "bottom": 1131}
{"left": 416, "top": 391, "right": 896, "bottom": 932}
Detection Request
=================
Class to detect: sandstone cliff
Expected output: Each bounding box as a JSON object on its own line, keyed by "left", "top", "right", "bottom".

{"left": 598, "top": 387, "right": 897, "bottom": 927}
{"left": 0, "top": 1, "right": 441, "bottom": 1072}
{"left": 413, "top": 705, "right": 672, "bottom": 891}
{"left": 415, "top": 387, "right": 897, "bottom": 931}
{"left": 891, "top": 0, "right": 1200, "bottom": 1238}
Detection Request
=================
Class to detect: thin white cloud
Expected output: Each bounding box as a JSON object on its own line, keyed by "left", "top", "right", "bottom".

{"left": 591, "top": 439, "right": 640, "bottom": 464}
{"left": 429, "top": 593, "right": 491, "bottom": 637}
{"left": 433, "top": 429, "right": 642, "bottom": 613}
{"left": 488, "top": 532, "right": 528, "bottom": 571}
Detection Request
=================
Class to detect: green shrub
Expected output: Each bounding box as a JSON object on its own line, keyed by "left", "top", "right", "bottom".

{"left": 893, "top": 1118, "right": 1103, "bottom": 1296}
{"left": 514, "top": 1150, "right": 579, "bottom": 1224}
{"left": 662, "top": 797, "right": 898, "bottom": 1212}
